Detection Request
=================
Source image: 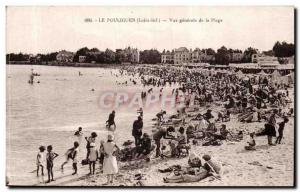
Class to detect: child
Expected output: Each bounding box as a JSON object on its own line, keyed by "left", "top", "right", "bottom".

{"left": 72, "top": 142, "right": 80, "bottom": 175}
{"left": 36, "top": 146, "right": 46, "bottom": 176}
{"left": 74, "top": 127, "right": 83, "bottom": 136}
{"left": 88, "top": 143, "right": 98, "bottom": 175}
{"left": 74, "top": 127, "right": 83, "bottom": 150}
{"left": 245, "top": 132, "right": 256, "bottom": 150}
{"left": 99, "top": 140, "right": 105, "bottom": 170}
{"left": 276, "top": 117, "right": 289, "bottom": 144}
{"left": 46, "top": 145, "right": 59, "bottom": 183}
{"left": 61, "top": 142, "right": 78, "bottom": 172}
{"left": 85, "top": 132, "right": 97, "bottom": 159}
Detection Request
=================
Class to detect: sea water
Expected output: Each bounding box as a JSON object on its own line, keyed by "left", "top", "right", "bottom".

{"left": 6, "top": 65, "right": 177, "bottom": 185}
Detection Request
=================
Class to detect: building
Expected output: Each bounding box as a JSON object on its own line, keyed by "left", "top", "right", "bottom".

{"left": 174, "top": 47, "right": 191, "bottom": 64}
{"left": 123, "top": 47, "right": 140, "bottom": 63}
{"left": 131, "top": 49, "right": 140, "bottom": 63}
{"left": 56, "top": 50, "right": 74, "bottom": 62}
{"left": 192, "top": 48, "right": 204, "bottom": 63}
{"left": 161, "top": 47, "right": 215, "bottom": 64}
{"left": 252, "top": 53, "right": 278, "bottom": 64}
{"left": 117, "top": 47, "right": 140, "bottom": 64}
{"left": 161, "top": 50, "right": 174, "bottom": 64}
{"left": 78, "top": 55, "right": 86, "bottom": 63}
{"left": 229, "top": 52, "right": 243, "bottom": 62}
{"left": 191, "top": 48, "right": 215, "bottom": 63}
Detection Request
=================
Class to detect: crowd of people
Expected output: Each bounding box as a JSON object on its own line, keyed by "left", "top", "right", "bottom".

{"left": 35, "top": 65, "right": 294, "bottom": 185}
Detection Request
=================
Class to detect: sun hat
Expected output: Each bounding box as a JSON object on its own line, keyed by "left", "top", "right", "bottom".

{"left": 202, "top": 154, "right": 211, "bottom": 161}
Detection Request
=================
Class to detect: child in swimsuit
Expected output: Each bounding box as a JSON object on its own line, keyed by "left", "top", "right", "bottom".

{"left": 46, "top": 145, "right": 59, "bottom": 183}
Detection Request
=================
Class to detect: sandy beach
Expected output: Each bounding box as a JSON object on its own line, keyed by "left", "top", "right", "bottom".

{"left": 34, "top": 118, "right": 294, "bottom": 187}
{"left": 30, "top": 89, "right": 294, "bottom": 187}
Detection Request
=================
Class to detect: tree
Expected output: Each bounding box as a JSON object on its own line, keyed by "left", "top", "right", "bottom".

{"left": 6, "top": 53, "right": 30, "bottom": 63}
{"left": 242, "top": 47, "right": 258, "bottom": 63}
{"left": 90, "top": 48, "right": 100, "bottom": 52}
{"left": 140, "top": 49, "right": 161, "bottom": 64}
{"left": 202, "top": 48, "right": 216, "bottom": 55}
{"left": 73, "top": 47, "right": 90, "bottom": 62}
{"left": 104, "top": 49, "right": 116, "bottom": 64}
{"left": 262, "top": 50, "right": 274, "bottom": 56}
{"left": 273, "top": 41, "right": 294, "bottom": 57}
{"left": 215, "top": 46, "right": 230, "bottom": 65}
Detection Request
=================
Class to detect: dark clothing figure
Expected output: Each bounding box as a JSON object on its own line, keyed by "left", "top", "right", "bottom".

{"left": 156, "top": 111, "right": 166, "bottom": 122}
{"left": 132, "top": 117, "right": 143, "bottom": 146}
{"left": 46, "top": 148, "right": 58, "bottom": 183}
{"left": 203, "top": 110, "right": 214, "bottom": 122}
{"left": 136, "top": 136, "right": 152, "bottom": 157}
{"left": 276, "top": 120, "right": 288, "bottom": 144}
{"left": 225, "top": 97, "right": 235, "bottom": 109}
{"left": 265, "top": 113, "right": 277, "bottom": 145}
{"left": 241, "top": 97, "right": 248, "bottom": 109}
{"left": 107, "top": 112, "right": 115, "bottom": 127}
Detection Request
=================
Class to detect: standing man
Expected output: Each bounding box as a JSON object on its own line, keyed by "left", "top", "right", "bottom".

{"left": 265, "top": 109, "right": 278, "bottom": 145}
{"left": 106, "top": 110, "right": 116, "bottom": 131}
{"left": 132, "top": 116, "right": 143, "bottom": 146}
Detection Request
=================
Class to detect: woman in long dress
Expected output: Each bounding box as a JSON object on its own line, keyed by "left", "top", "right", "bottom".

{"left": 102, "top": 134, "right": 120, "bottom": 185}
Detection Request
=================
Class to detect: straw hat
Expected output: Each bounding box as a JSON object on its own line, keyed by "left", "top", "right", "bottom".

{"left": 202, "top": 154, "right": 211, "bottom": 161}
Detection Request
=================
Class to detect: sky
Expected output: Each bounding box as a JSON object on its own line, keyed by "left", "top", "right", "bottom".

{"left": 6, "top": 6, "right": 294, "bottom": 54}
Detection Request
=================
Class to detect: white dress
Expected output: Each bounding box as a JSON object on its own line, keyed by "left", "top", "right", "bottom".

{"left": 103, "top": 142, "right": 118, "bottom": 175}
{"left": 36, "top": 151, "right": 46, "bottom": 167}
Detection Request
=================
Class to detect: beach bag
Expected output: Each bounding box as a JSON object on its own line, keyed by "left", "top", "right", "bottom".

{"left": 81, "top": 159, "right": 90, "bottom": 165}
